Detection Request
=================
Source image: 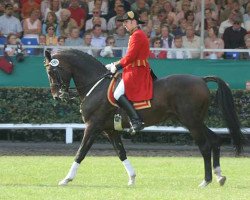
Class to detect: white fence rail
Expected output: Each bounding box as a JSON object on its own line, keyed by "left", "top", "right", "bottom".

{"left": 0, "top": 124, "right": 249, "bottom": 144}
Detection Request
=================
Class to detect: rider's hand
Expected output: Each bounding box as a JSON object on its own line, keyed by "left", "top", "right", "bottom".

{"left": 105, "top": 63, "right": 117, "bottom": 73}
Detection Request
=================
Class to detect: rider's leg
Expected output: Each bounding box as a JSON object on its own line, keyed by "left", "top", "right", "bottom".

{"left": 114, "top": 80, "right": 144, "bottom": 133}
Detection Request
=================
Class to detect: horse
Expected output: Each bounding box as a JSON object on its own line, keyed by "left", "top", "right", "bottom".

{"left": 44, "top": 49, "right": 245, "bottom": 188}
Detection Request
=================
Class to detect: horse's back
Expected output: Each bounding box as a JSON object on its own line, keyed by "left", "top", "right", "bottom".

{"left": 149, "top": 74, "right": 210, "bottom": 121}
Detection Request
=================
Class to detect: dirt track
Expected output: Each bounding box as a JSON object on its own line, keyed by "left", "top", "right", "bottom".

{"left": 0, "top": 141, "right": 249, "bottom": 157}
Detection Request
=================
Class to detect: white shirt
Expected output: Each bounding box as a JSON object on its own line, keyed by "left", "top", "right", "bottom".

{"left": 0, "top": 15, "right": 22, "bottom": 37}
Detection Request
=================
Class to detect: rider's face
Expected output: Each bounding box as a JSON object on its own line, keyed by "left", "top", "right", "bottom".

{"left": 123, "top": 20, "right": 136, "bottom": 32}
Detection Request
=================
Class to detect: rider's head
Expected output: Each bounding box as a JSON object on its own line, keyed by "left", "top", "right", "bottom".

{"left": 117, "top": 11, "right": 145, "bottom": 33}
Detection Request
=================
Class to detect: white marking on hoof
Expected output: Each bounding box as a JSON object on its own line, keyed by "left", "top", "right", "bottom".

{"left": 198, "top": 180, "right": 211, "bottom": 188}
{"left": 58, "top": 178, "right": 72, "bottom": 186}
{"left": 217, "top": 176, "right": 226, "bottom": 186}
{"left": 128, "top": 175, "right": 136, "bottom": 186}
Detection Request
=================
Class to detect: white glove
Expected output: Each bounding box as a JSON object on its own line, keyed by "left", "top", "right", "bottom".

{"left": 105, "top": 63, "right": 117, "bottom": 73}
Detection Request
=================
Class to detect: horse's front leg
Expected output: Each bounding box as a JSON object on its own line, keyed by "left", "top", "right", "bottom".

{"left": 105, "top": 131, "right": 136, "bottom": 186}
{"left": 58, "top": 123, "right": 99, "bottom": 186}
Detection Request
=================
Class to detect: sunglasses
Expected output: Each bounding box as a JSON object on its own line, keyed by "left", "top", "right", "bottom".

{"left": 93, "top": 11, "right": 99, "bottom": 14}
{"left": 48, "top": 28, "right": 55, "bottom": 30}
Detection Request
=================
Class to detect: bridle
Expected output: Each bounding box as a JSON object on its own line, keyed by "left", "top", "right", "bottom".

{"left": 45, "top": 58, "right": 70, "bottom": 101}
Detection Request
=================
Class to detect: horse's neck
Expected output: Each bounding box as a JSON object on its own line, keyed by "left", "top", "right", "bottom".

{"left": 73, "top": 68, "right": 107, "bottom": 99}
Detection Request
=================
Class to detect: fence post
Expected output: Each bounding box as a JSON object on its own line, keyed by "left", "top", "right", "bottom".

{"left": 65, "top": 127, "right": 73, "bottom": 144}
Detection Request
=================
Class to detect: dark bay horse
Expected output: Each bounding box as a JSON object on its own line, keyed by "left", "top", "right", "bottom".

{"left": 44, "top": 49, "right": 245, "bottom": 187}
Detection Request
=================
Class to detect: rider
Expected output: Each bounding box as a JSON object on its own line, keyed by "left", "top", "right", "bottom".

{"left": 105, "top": 11, "right": 153, "bottom": 134}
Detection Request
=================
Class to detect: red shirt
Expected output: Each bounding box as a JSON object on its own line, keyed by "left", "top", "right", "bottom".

{"left": 119, "top": 29, "right": 153, "bottom": 102}
{"left": 68, "top": 7, "right": 87, "bottom": 28}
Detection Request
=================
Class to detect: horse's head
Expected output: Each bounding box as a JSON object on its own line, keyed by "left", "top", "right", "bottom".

{"left": 44, "top": 50, "right": 70, "bottom": 101}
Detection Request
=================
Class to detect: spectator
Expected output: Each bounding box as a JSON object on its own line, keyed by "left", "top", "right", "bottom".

{"left": 150, "top": 3, "right": 160, "bottom": 30}
{"left": 243, "top": 3, "right": 250, "bottom": 32}
{"left": 204, "top": 8, "right": 217, "bottom": 30}
{"left": 138, "top": 8, "right": 153, "bottom": 33}
{"left": 5, "top": 33, "right": 21, "bottom": 56}
{"left": 3, "top": 0, "right": 21, "bottom": 19}
{"left": 142, "top": 25, "right": 153, "bottom": 42}
{"left": 100, "top": 35, "right": 122, "bottom": 57}
{"left": 51, "top": 35, "right": 66, "bottom": 55}
{"left": 160, "top": 25, "right": 173, "bottom": 49}
{"left": 65, "top": 27, "right": 82, "bottom": 46}
{"left": 85, "top": 7, "right": 107, "bottom": 31}
{"left": 149, "top": 36, "right": 167, "bottom": 59}
{"left": 38, "top": 33, "right": 46, "bottom": 45}
{"left": 176, "top": 0, "right": 191, "bottom": 23}
{"left": 0, "top": 4, "right": 22, "bottom": 38}
{"left": 45, "top": 24, "right": 58, "bottom": 45}
{"left": 204, "top": 26, "right": 224, "bottom": 59}
{"left": 34, "top": 33, "right": 46, "bottom": 55}
{"left": 185, "top": 10, "right": 196, "bottom": 27}
{"left": 219, "top": 9, "right": 243, "bottom": 37}
{"left": 108, "top": 0, "right": 130, "bottom": 19}
{"left": 167, "top": 35, "right": 192, "bottom": 59}
{"left": 42, "top": 11, "right": 60, "bottom": 36}
{"left": 182, "top": 25, "right": 201, "bottom": 58}
{"left": 220, "top": 0, "right": 244, "bottom": 23}
{"left": 82, "top": 31, "right": 94, "bottom": 56}
{"left": 163, "top": 1, "right": 177, "bottom": 25}
{"left": 223, "top": 16, "right": 247, "bottom": 49}
{"left": 173, "top": 18, "right": 187, "bottom": 36}
{"left": 107, "top": 4, "right": 126, "bottom": 32}
{"left": 154, "top": 9, "right": 167, "bottom": 35}
{"left": 21, "top": 0, "right": 40, "bottom": 19}
{"left": 131, "top": 0, "right": 149, "bottom": 12}
{"left": 91, "top": 24, "right": 106, "bottom": 56}
{"left": 40, "top": 0, "right": 50, "bottom": 20}
{"left": 23, "top": 9, "right": 42, "bottom": 41}
{"left": 113, "top": 25, "right": 129, "bottom": 47}
{"left": 59, "top": 8, "right": 78, "bottom": 38}
{"left": 240, "top": 34, "right": 250, "bottom": 59}
{"left": 88, "top": 0, "right": 108, "bottom": 16}
{"left": 68, "top": 0, "right": 87, "bottom": 35}
{"left": 44, "top": 0, "right": 62, "bottom": 22}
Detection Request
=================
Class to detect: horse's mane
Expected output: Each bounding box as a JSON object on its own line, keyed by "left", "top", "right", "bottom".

{"left": 55, "top": 49, "right": 106, "bottom": 71}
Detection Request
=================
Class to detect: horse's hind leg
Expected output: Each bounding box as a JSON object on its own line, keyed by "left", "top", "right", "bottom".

{"left": 105, "top": 131, "right": 136, "bottom": 186}
{"left": 205, "top": 127, "right": 226, "bottom": 186}
{"left": 184, "top": 123, "right": 213, "bottom": 187}
{"left": 58, "top": 123, "right": 99, "bottom": 186}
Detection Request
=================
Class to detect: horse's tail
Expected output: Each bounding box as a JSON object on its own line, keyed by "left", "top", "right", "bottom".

{"left": 203, "top": 76, "right": 246, "bottom": 155}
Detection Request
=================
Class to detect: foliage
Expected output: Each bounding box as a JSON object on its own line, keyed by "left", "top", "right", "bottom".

{"left": 0, "top": 88, "right": 250, "bottom": 142}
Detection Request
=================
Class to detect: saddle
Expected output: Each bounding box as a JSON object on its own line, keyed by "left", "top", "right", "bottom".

{"left": 107, "top": 73, "right": 151, "bottom": 110}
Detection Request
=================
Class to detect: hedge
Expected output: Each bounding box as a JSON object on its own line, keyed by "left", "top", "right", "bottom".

{"left": 0, "top": 88, "right": 249, "bottom": 142}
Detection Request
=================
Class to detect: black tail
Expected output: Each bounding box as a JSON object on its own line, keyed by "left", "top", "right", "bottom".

{"left": 203, "top": 76, "right": 246, "bottom": 155}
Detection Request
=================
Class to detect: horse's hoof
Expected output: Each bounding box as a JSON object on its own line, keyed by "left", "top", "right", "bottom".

{"left": 128, "top": 175, "right": 136, "bottom": 186}
{"left": 58, "top": 178, "right": 72, "bottom": 186}
{"left": 217, "top": 176, "right": 226, "bottom": 186}
{"left": 198, "top": 180, "right": 211, "bottom": 188}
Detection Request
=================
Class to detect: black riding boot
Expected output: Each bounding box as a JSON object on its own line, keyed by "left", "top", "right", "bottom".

{"left": 117, "top": 95, "right": 144, "bottom": 134}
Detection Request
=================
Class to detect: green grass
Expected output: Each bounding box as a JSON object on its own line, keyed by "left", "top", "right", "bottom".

{"left": 0, "top": 156, "right": 249, "bottom": 200}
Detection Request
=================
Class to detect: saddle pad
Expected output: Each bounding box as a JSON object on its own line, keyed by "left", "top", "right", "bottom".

{"left": 107, "top": 74, "right": 151, "bottom": 110}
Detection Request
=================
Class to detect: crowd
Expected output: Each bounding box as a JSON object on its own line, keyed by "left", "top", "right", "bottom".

{"left": 0, "top": 0, "right": 250, "bottom": 59}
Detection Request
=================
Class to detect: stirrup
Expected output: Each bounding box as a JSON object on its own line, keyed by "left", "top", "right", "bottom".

{"left": 129, "top": 119, "right": 145, "bottom": 135}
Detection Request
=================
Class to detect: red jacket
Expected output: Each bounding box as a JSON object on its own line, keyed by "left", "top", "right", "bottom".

{"left": 119, "top": 29, "right": 153, "bottom": 102}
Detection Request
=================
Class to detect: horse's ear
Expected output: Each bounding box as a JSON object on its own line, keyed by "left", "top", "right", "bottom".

{"left": 45, "top": 50, "right": 52, "bottom": 61}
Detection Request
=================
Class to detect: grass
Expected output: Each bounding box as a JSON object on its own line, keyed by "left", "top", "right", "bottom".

{"left": 0, "top": 156, "right": 249, "bottom": 200}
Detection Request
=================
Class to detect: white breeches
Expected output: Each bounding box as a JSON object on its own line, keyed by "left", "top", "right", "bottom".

{"left": 114, "top": 79, "right": 125, "bottom": 100}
